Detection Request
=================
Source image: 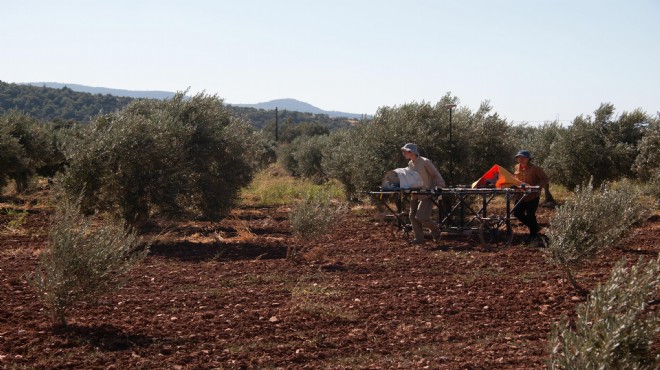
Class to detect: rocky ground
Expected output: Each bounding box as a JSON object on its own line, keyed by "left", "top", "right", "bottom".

{"left": 1, "top": 193, "right": 658, "bottom": 369}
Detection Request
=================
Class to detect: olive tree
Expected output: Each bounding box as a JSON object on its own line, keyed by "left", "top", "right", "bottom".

{"left": 634, "top": 115, "right": 660, "bottom": 180}
{"left": 31, "top": 193, "right": 147, "bottom": 327}
{"left": 0, "top": 111, "right": 62, "bottom": 192}
{"left": 548, "top": 257, "right": 659, "bottom": 369}
{"left": 545, "top": 180, "right": 649, "bottom": 291}
{"left": 59, "top": 92, "right": 266, "bottom": 224}
{"left": 291, "top": 135, "right": 332, "bottom": 183}
{"left": 545, "top": 104, "right": 648, "bottom": 188}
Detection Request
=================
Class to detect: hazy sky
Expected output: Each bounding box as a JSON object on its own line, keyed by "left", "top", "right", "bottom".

{"left": 3, "top": 0, "right": 659, "bottom": 123}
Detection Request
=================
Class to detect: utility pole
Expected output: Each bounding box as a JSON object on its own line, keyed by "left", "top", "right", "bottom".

{"left": 445, "top": 104, "right": 457, "bottom": 186}
{"left": 275, "top": 107, "right": 279, "bottom": 142}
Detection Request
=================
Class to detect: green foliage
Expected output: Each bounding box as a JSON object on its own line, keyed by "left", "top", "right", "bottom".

{"left": 277, "top": 142, "right": 299, "bottom": 177}
{"left": 235, "top": 106, "right": 355, "bottom": 132}
{"left": 288, "top": 192, "right": 346, "bottom": 259}
{"left": 317, "top": 96, "right": 514, "bottom": 196}
{"left": 545, "top": 104, "right": 648, "bottom": 188}
{"left": 320, "top": 128, "right": 359, "bottom": 196}
{"left": 276, "top": 121, "right": 330, "bottom": 143}
{"left": 0, "top": 81, "right": 354, "bottom": 137}
{"left": 278, "top": 135, "right": 331, "bottom": 182}
{"left": 508, "top": 121, "right": 565, "bottom": 170}
{"left": 294, "top": 135, "right": 330, "bottom": 182}
{"left": 548, "top": 257, "right": 660, "bottom": 369}
{"left": 545, "top": 180, "right": 649, "bottom": 289}
{"left": 0, "top": 111, "right": 64, "bottom": 192}
{"left": 458, "top": 101, "right": 515, "bottom": 181}
{"left": 648, "top": 170, "right": 660, "bottom": 203}
{"left": 30, "top": 194, "right": 147, "bottom": 327}
{"left": 0, "top": 120, "right": 25, "bottom": 190}
{"left": 634, "top": 115, "right": 660, "bottom": 180}
{"left": 290, "top": 192, "right": 345, "bottom": 241}
{"left": 0, "top": 80, "right": 133, "bottom": 122}
{"left": 58, "top": 92, "right": 266, "bottom": 224}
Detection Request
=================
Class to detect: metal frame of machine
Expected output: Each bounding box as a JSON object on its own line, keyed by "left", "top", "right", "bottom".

{"left": 369, "top": 186, "right": 541, "bottom": 246}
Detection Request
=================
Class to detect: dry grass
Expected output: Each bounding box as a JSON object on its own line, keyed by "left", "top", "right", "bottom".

{"left": 288, "top": 281, "right": 356, "bottom": 321}
{"left": 225, "top": 214, "right": 257, "bottom": 242}
{"left": 240, "top": 164, "right": 344, "bottom": 207}
{"left": 1, "top": 207, "right": 28, "bottom": 234}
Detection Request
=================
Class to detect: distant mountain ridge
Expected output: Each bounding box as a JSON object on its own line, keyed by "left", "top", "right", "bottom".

{"left": 233, "top": 98, "right": 367, "bottom": 119}
{"left": 2, "top": 80, "right": 133, "bottom": 122}
{"left": 25, "top": 82, "right": 176, "bottom": 100}
{"left": 2, "top": 81, "right": 362, "bottom": 130}
{"left": 24, "top": 82, "right": 367, "bottom": 119}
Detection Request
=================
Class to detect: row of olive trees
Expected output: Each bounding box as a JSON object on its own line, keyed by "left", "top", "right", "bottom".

{"left": 1, "top": 93, "right": 273, "bottom": 225}
{"left": 3, "top": 95, "right": 658, "bottom": 207}
{"left": 280, "top": 94, "right": 516, "bottom": 196}
{"left": 280, "top": 99, "right": 659, "bottom": 196}
{"left": 509, "top": 103, "right": 660, "bottom": 189}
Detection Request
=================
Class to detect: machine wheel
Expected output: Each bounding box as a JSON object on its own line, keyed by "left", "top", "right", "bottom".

{"left": 479, "top": 216, "right": 513, "bottom": 246}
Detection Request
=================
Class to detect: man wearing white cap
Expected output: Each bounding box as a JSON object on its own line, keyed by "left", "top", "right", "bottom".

{"left": 401, "top": 143, "right": 446, "bottom": 244}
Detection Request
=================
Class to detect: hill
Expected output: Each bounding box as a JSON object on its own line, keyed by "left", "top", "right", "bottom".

{"left": 233, "top": 98, "right": 368, "bottom": 119}
{"left": 1, "top": 80, "right": 133, "bottom": 122}
{"left": 1, "top": 81, "right": 363, "bottom": 131}
{"left": 22, "top": 83, "right": 368, "bottom": 119}
{"left": 24, "top": 82, "right": 176, "bottom": 100}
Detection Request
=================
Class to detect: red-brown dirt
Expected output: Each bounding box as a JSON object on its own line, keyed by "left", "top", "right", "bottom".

{"left": 1, "top": 194, "right": 658, "bottom": 369}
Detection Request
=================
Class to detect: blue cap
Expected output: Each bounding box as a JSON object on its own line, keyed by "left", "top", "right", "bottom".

{"left": 515, "top": 150, "right": 532, "bottom": 159}
{"left": 401, "top": 143, "right": 419, "bottom": 156}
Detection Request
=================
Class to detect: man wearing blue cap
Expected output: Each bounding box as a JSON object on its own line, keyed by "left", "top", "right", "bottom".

{"left": 401, "top": 143, "right": 446, "bottom": 244}
{"left": 513, "top": 150, "right": 549, "bottom": 243}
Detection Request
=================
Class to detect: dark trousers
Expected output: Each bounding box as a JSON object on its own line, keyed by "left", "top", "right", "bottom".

{"left": 513, "top": 197, "right": 540, "bottom": 235}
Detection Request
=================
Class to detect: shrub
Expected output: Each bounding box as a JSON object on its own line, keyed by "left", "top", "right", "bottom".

{"left": 279, "top": 135, "right": 331, "bottom": 182}
{"left": 648, "top": 170, "right": 660, "bottom": 203}
{"left": 548, "top": 257, "right": 660, "bottom": 369}
{"left": 58, "top": 92, "right": 267, "bottom": 224}
{"left": 0, "top": 122, "right": 25, "bottom": 190}
{"left": 634, "top": 115, "right": 660, "bottom": 180}
{"left": 287, "top": 192, "right": 346, "bottom": 259}
{"left": 277, "top": 142, "right": 300, "bottom": 177}
{"left": 293, "top": 135, "right": 330, "bottom": 182}
{"left": 545, "top": 104, "right": 648, "bottom": 188}
{"left": 545, "top": 180, "right": 649, "bottom": 290}
{"left": 321, "top": 128, "right": 361, "bottom": 197}
{"left": 0, "top": 111, "right": 62, "bottom": 192}
{"left": 30, "top": 194, "right": 148, "bottom": 327}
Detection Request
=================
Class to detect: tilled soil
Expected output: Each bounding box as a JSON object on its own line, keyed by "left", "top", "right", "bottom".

{"left": 1, "top": 198, "right": 658, "bottom": 369}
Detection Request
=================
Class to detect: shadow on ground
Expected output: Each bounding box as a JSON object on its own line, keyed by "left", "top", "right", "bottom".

{"left": 149, "top": 240, "right": 288, "bottom": 262}
{"left": 55, "top": 324, "right": 155, "bottom": 352}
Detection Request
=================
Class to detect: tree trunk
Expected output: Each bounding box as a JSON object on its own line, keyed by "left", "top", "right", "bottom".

{"left": 562, "top": 265, "right": 587, "bottom": 294}
{"left": 54, "top": 309, "right": 67, "bottom": 328}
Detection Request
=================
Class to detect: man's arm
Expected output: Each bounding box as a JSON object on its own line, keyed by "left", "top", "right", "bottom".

{"left": 425, "top": 159, "right": 446, "bottom": 188}
{"left": 535, "top": 166, "right": 549, "bottom": 188}
{"left": 535, "top": 166, "right": 555, "bottom": 204}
